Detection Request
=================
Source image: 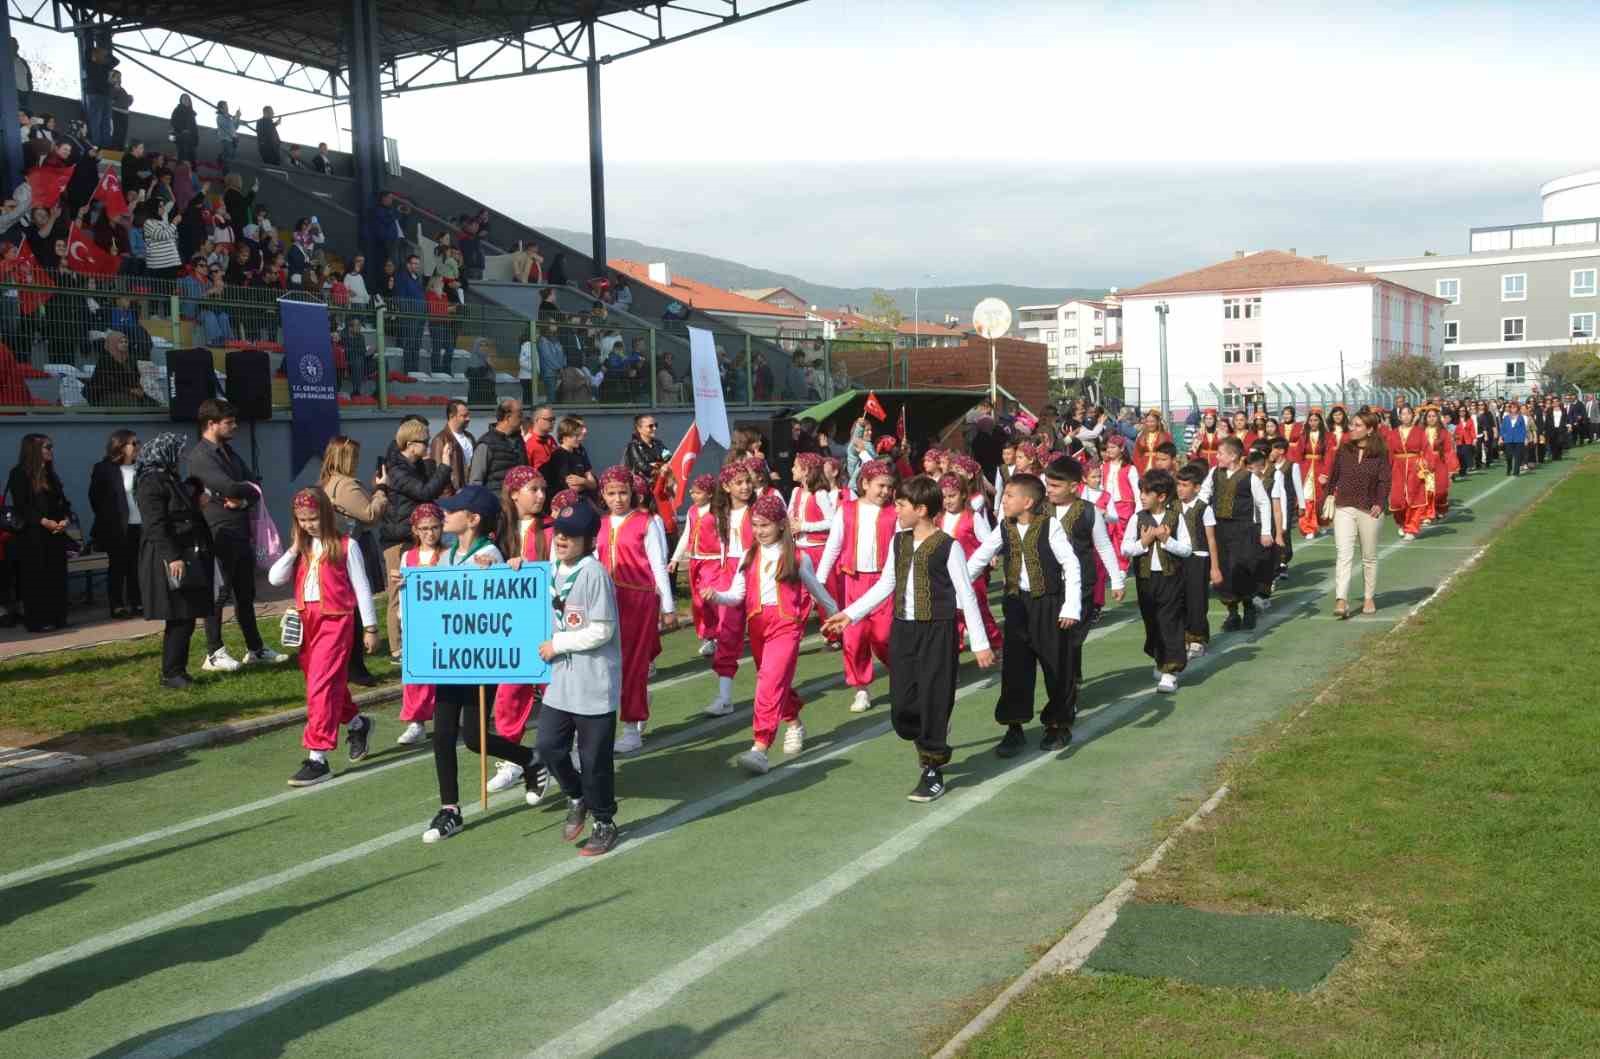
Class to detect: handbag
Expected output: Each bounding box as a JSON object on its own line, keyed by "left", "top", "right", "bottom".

{"left": 0, "top": 488, "right": 20, "bottom": 541}
{"left": 279, "top": 608, "right": 303, "bottom": 649}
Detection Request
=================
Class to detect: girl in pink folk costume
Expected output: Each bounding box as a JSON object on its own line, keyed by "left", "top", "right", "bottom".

{"left": 815, "top": 459, "right": 899, "bottom": 713}
{"left": 703, "top": 462, "right": 756, "bottom": 716}
{"left": 939, "top": 473, "right": 1002, "bottom": 654}
{"left": 705, "top": 493, "right": 838, "bottom": 774}
{"left": 595, "top": 465, "right": 676, "bottom": 755}
{"left": 270, "top": 487, "right": 378, "bottom": 787}
{"left": 394, "top": 502, "right": 443, "bottom": 747}
{"left": 1100, "top": 433, "right": 1141, "bottom": 573}
{"left": 787, "top": 453, "right": 837, "bottom": 580}
{"left": 1077, "top": 458, "right": 1118, "bottom": 611}
{"left": 668, "top": 473, "right": 720, "bottom": 657}
{"left": 486, "top": 465, "right": 554, "bottom": 795}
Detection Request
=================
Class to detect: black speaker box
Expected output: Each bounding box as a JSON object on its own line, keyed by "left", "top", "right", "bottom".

{"left": 225, "top": 348, "right": 274, "bottom": 421}
{"left": 167, "top": 347, "right": 219, "bottom": 422}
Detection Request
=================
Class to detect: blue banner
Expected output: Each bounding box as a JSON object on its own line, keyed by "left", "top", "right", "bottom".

{"left": 281, "top": 298, "right": 341, "bottom": 476}
{"left": 402, "top": 564, "right": 554, "bottom": 685}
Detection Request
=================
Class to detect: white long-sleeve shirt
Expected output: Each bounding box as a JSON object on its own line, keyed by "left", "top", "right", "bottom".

{"left": 842, "top": 534, "right": 990, "bottom": 652}
{"left": 268, "top": 538, "right": 378, "bottom": 628}
{"left": 940, "top": 507, "right": 993, "bottom": 544}
{"left": 1120, "top": 508, "right": 1194, "bottom": 574}
{"left": 963, "top": 519, "right": 1082, "bottom": 622}
{"left": 787, "top": 487, "right": 838, "bottom": 535}
{"left": 815, "top": 501, "right": 892, "bottom": 584}
{"left": 711, "top": 547, "right": 838, "bottom": 614}
{"left": 1104, "top": 460, "right": 1140, "bottom": 508}
{"left": 1058, "top": 501, "right": 1127, "bottom": 593}
{"left": 609, "top": 512, "right": 674, "bottom": 615}
{"left": 1197, "top": 465, "right": 1273, "bottom": 528}
{"left": 1180, "top": 497, "right": 1217, "bottom": 557}
{"left": 670, "top": 503, "right": 713, "bottom": 563}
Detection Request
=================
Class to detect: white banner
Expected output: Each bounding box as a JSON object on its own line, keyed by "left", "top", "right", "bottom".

{"left": 688, "top": 326, "right": 732, "bottom": 449}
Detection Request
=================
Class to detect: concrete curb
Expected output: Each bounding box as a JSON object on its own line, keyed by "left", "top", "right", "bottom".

{"left": 0, "top": 684, "right": 403, "bottom": 803}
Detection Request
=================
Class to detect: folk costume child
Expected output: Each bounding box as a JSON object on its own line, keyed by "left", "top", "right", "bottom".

{"left": 1421, "top": 406, "right": 1459, "bottom": 519}
{"left": 1268, "top": 437, "right": 1298, "bottom": 579}
{"left": 1385, "top": 405, "right": 1432, "bottom": 541}
{"left": 536, "top": 500, "right": 626, "bottom": 857}
{"left": 1197, "top": 436, "right": 1273, "bottom": 631}
{"left": 595, "top": 465, "right": 676, "bottom": 755}
{"left": 486, "top": 465, "right": 553, "bottom": 796}
{"left": 703, "top": 462, "right": 757, "bottom": 716}
{"left": 1100, "top": 432, "right": 1140, "bottom": 566}
{"left": 1295, "top": 410, "right": 1332, "bottom": 540}
{"left": 270, "top": 487, "right": 379, "bottom": 787}
{"left": 816, "top": 459, "right": 900, "bottom": 714}
{"left": 823, "top": 475, "right": 995, "bottom": 803}
{"left": 963, "top": 474, "right": 1082, "bottom": 756}
{"left": 1041, "top": 456, "right": 1125, "bottom": 697}
{"left": 1120, "top": 469, "right": 1193, "bottom": 693}
{"left": 394, "top": 502, "right": 443, "bottom": 747}
{"left": 1175, "top": 464, "right": 1216, "bottom": 657}
{"left": 1131, "top": 410, "right": 1174, "bottom": 473}
{"left": 1190, "top": 409, "right": 1223, "bottom": 466}
{"left": 938, "top": 473, "right": 1002, "bottom": 654}
{"left": 1247, "top": 445, "right": 1285, "bottom": 602}
{"left": 787, "top": 452, "right": 837, "bottom": 578}
{"left": 667, "top": 473, "right": 719, "bottom": 656}
{"left": 706, "top": 493, "right": 839, "bottom": 775}
{"left": 420, "top": 485, "right": 542, "bottom": 844}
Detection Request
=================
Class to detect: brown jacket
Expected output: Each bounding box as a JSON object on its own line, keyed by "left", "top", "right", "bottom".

{"left": 323, "top": 472, "right": 386, "bottom": 531}
{"left": 428, "top": 428, "right": 472, "bottom": 496}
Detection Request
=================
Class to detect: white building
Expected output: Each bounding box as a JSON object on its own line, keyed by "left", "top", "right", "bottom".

{"left": 1016, "top": 299, "right": 1118, "bottom": 379}
{"left": 1118, "top": 250, "right": 1445, "bottom": 412}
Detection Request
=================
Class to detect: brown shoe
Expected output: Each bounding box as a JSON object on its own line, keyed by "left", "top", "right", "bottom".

{"left": 1333, "top": 600, "right": 1348, "bottom": 620}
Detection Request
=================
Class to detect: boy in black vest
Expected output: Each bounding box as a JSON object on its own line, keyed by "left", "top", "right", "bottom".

{"left": 1041, "top": 456, "right": 1125, "bottom": 711}
{"left": 1120, "top": 468, "right": 1193, "bottom": 693}
{"left": 963, "top": 474, "right": 1082, "bottom": 757}
{"left": 1197, "top": 436, "right": 1272, "bottom": 631}
{"left": 823, "top": 475, "right": 996, "bottom": 802}
{"left": 1268, "top": 436, "right": 1296, "bottom": 581}
{"left": 1248, "top": 444, "right": 1283, "bottom": 605}
{"left": 1175, "top": 462, "right": 1215, "bottom": 658}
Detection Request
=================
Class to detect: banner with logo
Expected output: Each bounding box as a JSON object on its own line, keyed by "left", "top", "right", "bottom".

{"left": 687, "top": 326, "right": 731, "bottom": 448}
{"left": 281, "top": 298, "right": 341, "bottom": 476}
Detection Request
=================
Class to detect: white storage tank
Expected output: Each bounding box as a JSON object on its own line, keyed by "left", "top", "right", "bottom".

{"left": 1541, "top": 170, "right": 1600, "bottom": 222}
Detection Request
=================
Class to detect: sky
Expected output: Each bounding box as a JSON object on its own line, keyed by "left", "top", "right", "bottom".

{"left": 14, "top": 0, "right": 1599, "bottom": 289}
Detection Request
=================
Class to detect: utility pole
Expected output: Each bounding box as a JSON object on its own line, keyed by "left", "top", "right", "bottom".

{"left": 1154, "top": 301, "right": 1171, "bottom": 424}
{"left": 1339, "top": 349, "right": 1347, "bottom": 407}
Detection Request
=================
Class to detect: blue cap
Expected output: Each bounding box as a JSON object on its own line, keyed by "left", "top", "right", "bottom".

{"left": 438, "top": 483, "right": 501, "bottom": 523}
{"left": 552, "top": 498, "right": 600, "bottom": 539}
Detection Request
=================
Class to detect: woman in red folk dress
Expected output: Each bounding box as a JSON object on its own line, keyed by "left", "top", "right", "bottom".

{"left": 1295, "top": 410, "right": 1334, "bottom": 540}
{"left": 1190, "top": 409, "right": 1223, "bottom": 467}
{"left": 1326, "top": 405, "right": 1350, "bottom": 451}
{"left": 1386, "top": 405, "right": 1432, "bottom": 540}
{"left": 1420, "top": 406, "right": 1459, "bottom": 521}
{"left": 1131, "top": 410, "right": 1173, "bottom": 473}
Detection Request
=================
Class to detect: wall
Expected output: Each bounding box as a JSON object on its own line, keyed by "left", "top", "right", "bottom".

{"left": 903, "top": 339, "right": 1050, "bottom": 413}
{"left": 1263, "top": 284, "right": 1376, "bottom": 390}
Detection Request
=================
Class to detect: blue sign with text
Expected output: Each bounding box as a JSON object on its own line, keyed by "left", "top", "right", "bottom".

{"left": 401, "top": 564, "right": 554, "bottom": 685}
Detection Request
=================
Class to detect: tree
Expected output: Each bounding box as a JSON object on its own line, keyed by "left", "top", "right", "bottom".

{"left": 1532, "top": 345, "right": 1600, "bottom": 395}
{"left": 867, "top": 290, "right": 904, "bottom": 332}
{"left": 1373, "top": 351, "right": 1442, "bottom": 393}
{"left": 1084, "top": 359, "right": 1124, "bottom": 404}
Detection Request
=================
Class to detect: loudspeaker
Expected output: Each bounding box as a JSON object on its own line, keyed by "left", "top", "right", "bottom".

{"left": 168, "top": 347, "right": 219, "bottom": 422}
{"left": 225, "top": 348, "right": 273, "bottom": 421}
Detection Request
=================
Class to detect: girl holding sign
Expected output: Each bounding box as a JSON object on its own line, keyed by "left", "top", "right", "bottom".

{"left": 269, "top": 488, "right": 380, "bottom": 788}
{"left": 394, "top": 503, "right": 443, "bottom": 747}
{"left": 487, "top": 466, "right": 553, "bottom": 799}
{"left": 420, "top": 484, "right": 543, "bottom": 844}
{"left": 595, "top": 465, "right": 676, "bottom": 756}
{"left": 704, "top": 493, "right": 838, "bottom": 774}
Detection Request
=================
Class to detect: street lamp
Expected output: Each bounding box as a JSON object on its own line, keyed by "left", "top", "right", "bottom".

{"left": 912, "top": 273, "right": 933, "bottom": 387}
{"left": 1154, "top": 300, "right": 1172, "bottom": 424}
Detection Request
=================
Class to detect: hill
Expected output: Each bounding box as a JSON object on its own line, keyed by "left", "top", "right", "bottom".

{"left": 541, "top": 227, "right": 1106, "bottom": 327}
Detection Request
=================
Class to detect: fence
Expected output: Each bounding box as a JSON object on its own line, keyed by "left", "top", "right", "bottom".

{"left": 0, "top": 267, "right": 880, "bottom": 415}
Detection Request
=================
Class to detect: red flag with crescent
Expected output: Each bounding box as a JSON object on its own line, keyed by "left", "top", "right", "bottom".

{"left": 93, "top": 167, "right": 130, "bottom": 220}
{"left": 665, "top": 422, "right": 701, "bottom": 502}
{"left": 26, "top": 163, "right": 73, "bottom": 210}
{"left": 863, "top": 390, "right": 887, "bottom": 422}
{"left": 0, "top": 243, "right": 54, "bottom": 314}
{"left": 66, "top": 224, "right": 120, "bottom": 277}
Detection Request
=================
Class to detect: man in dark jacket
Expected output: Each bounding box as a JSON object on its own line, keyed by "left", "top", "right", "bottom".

{"left": 188, "top": 399, "right": 285, "bottom": 671}
{"left": 467, "top": 398, "right": 528, "bottom": 495}
{"left": 427, "top": 399, "right": 473, "bottom": 496}
{"left": 393, "top": 253, "right": 426, "bottom": 373}
{"left": 378, "top": 417, "right": 451, "bottom": 654}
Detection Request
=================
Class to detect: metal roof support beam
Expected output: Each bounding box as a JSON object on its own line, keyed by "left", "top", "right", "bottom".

{"left": 347, "top": 0, "right": 386, "bottom": 259}
{"left": 1, "top": 0, "right": 24, "bottom": 189}
{"left": 585, "top": 18, "right": 606, "bottom": 281}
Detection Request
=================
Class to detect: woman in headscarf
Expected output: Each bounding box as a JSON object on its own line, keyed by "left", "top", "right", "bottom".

{"left": 134, "top": 431, "right": 217, "bottom": 689}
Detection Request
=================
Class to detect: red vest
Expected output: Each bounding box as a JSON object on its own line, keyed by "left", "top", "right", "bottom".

{"left": 742, "top": 551, "right": 813, "bottom": 624}
{"left": 518, "top": 517, "right": 549, "bottom": 562}
{"left": 839, "top": 498, "right": 897, "bottom": 575}
{"left": 789, "top": 489, "right": 829, "bottom": 547}
{"left": 1104, "top": 461, "right": 1138, "bottom": 518}
{"left": 1282, "top": 421, "right": 1301, "bottom": 445}
{"left": 940, "top": 507, "right": 981, "bottom": 557}
{"left": 598, "top": 510, "right": 653, "bottom": 593}
{"left": 295, "top": 537, "right": 357, "bottom": 616}
{"left": 685, "top": 504, "right": 718, "bottom": 559}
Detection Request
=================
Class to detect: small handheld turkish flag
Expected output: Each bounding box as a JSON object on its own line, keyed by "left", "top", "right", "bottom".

{"left": 863, "top": 391, "right": 887, "bottom": 422}
{"left": 93, "top": 168, "right": 130, "bottom": 220}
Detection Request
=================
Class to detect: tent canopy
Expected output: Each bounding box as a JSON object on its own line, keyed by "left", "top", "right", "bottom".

{"left": 789, "top": 389, "right": 990, "bottom": 445}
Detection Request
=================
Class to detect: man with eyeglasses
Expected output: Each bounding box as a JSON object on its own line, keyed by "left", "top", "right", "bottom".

{"left": 523, "top": 404, "right": 558, "bottom": 486}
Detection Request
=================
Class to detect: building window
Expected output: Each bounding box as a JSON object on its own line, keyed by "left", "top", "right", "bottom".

{"left": 1443, "top": 321, "right": 1459, "bottom": 345}
{"left": 1063, "top": 328, "right": 1077, "bottom": 338}
{"left": 1223, "top": 343, "right": 1241, "bottom": 364}
{"left": 1572, "top": 313, "right": 1596, "bottom": 339}
{"left": 1245, "top": 342, "right": 1261, "bottom": 363}
{"left": 1501, "top": 273, "right": 1527, "bottom": 301}
{"left": 1502, "top": 317, "right": 1525, "bottom": 342}
{"left": 1443, "top": 364, "right": 1460, "bottom": 382}
{"left": 1436, "top": 278, "right": 1460, "bottom": 304}
{"left": 1223, "top": 298, "right": 1240, "bottom": 319}
{"left": 1505, "top": 361, "right": 1525, "bottom": 381}
{"left": 1573, "top": 269, "right": 1597, "bottom": 297}
{"left": 1244, "top": 296, "right": 1262, "bottom": 318}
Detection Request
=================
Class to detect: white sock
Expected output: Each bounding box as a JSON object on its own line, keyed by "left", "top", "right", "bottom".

{"left": 309, "top": 749, "right": 327, "bottom": 764}
{"left": 718, "top": 676, "right": 734, "bottom": 702}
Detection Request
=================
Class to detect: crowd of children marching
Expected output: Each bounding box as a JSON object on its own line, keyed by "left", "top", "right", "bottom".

{"left": 265, "top": 398, "right": 1516, "bottom": 856}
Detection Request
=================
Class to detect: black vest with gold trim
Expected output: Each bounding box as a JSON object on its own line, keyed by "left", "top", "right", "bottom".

{"left": 1180, "top": 498, "right": 1209, "bottom": 554}
{"left": 1210, "top": 467, "right": 1254, "bottom": 521}
{"left": 891, "top": 529, "right": 956, "bottom": 620}
{"left": 1001, "top": 518, "right": 1062, "bottom": 599}
{"left": 1134, "top": 507, "right": 1183, "bottom": 579}
{"left": 1056, "top": 499, "right": 1096, "bottom": 602}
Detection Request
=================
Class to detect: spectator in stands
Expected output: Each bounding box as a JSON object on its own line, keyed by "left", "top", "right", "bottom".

{"left": 255, "top": 106, "right": 282, "bottom": 165}
{"left": 433, "top": 240, "right": 460, "bottom": 284}
{"left": 6, "top": 433, "right": 72, "bottom": 632}
{"left": 224, "top": 242, "right": 253, "bottom": 286}
{"left": 394, "top": 253, "right": 426, "bottom": 373}
{"left": 428, "top": 399, "right": 474, "bottom": 495}
{"left": 83, "top": 46, "right": 117, "bottom": 145}
{"left": 459, "top": 219, "right": 485, "bottom": 281}
{"left": 612, "top": 278, "right": 633, "bottom": 311}
{"left": 177, "top": 190, "right": 210, "bottom": 261}
{"left": 169, "top": 93, "right": 199, "bottom": 164}
{"left": 109, "top": 70, "right": 132, "bottom": 150}
{"left": 547, "top": 251, "right": 569, "bottom": 287}
{"left": 345, "top": 254, "right": 370, "bottom": 306}
{"left": 89, "top": 428, "right": 143, "bottom": 618}
{"left": 344, "top": 316, "right": 370, "bottom": 397}
{"left": 120, "top": 140, "right": 152, "bottom": 195}
{"left": 753, "top": 350, "right": 774, "bottom": 402}
{"left": 656, "top": 348, "right": 683, "bottom": 403}
{"left": 131, "top": 431, "right": 213, "bottom": 687}
{"left": 198, "top": 263, "right": 235, "bottom": 344}
{"left": 510, "top": 241, "right": 534, "bottom": 284}
{"left": 537, "top": 286, "right": 561, "bottom": 323}
{"left": 287, "top": 144, "right": 305, "bottom": 169}
{"left": 190, "top": 398, "right": 286, "bottom": 672}
{"left": 11, "top": 37, "right": 32, "bottom": 111}
{"left": 312, "top": 142, "right": 333, "bottom": 174}
{"left": 87, "top": 330, "right": 155, "bottom": 407}
{"left": 215, "top": 101, "right": 241, "bottom": 165}
{"left": 139, "top": 198, "right": 181, "bottom": 280}
{"left": 370, "top": 191, "right": 409, "bottom": 268}
{"left": 25, "top": 203, "right": 67, "bottom": 267}
{"left": 535, "top": 321, "right": 565, "bottom": 402}
{"left": 467, "top": 397, "right": 529, "bottom": 495}
{"left": 221, "top": 172, "right": 255, "bottom": 228}
{"left": 378, "top": 416, "right": 451, "bottom": 654}
{"left": 425, "top": 274, "right": 456, "bottom": 373}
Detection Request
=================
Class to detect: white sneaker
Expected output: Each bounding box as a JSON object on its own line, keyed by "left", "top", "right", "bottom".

{"left": 1402, "top": 533, "right": 1416, "bottom": 541}
{"left": 698, "top": 639, "right": 717, "bottom": 657}
{"left": 202, "top": 647, "right": 242, "bottom": 673}
{"left": 396, "top": 721, "right": 428, "bottom": 746}
{"left": 703, "top": 697, "right": 735, "bottom": 717}
{"left": 1303, "top": 532, "right": 1315, "bottom": 541}
{"left": 486, "top": 760, "right": 524, "bottom": 793}
{"left": 736, "top": 746, "right": 771, "bottom": 774}
{"left": 244, "top": 647, "right": 289, "bottom": 665}
{"left": 647, "top": 662, "right": 657, "bottom": 679}
{"left": 1187, "top": 642, "right": 1205, "bottom": 658}
{"left": 615, "top": 722, "right": 644, "bottom": 756}
{"left": 1254, "top": 596, "right": 1272, "bottom": 611}
{"left": 782, "top": 722, "right": 805, "bottom": 755}
{"left": 1157, "top": 673, "right": 1179, "bottom": 694}
{"left": 1152, "top": 666, "right": 1162, "bottom": 681}
{"left": 849, "top": 690, "right": 873, "bottom": 713}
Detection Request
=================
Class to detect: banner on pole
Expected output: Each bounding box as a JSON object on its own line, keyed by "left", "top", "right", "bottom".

{"left": 401, "top": 564, "right": 554, "bottom": 685}
{"left": 281, "top": 298, "right": 341, "bottom": 476}
{"left": 687, "top": 327, "right": 732, "bottom": 449}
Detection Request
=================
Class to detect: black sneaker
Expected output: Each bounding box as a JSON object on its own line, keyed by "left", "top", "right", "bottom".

{"left": 580, "top": 819, "right": 619, "bottom": 857}
{"left": 524, "top": 764, "right": 551, "bottom": 806}
{"left": 1242, "top": 605, "right": 1258, "bottom": 630}
{"left": 349, "top": 670, "right": 378, "bottom": 688}
{"left": 1222, "top": 611, "right": 1242, "bottom": 632}
{"left": 1039, "top": 726, "right": 1069, "bottom": 752}
{"left": 347, "top": 715, "right": 374, "bottom": 761}
{"left": 907, "top": 767, "right": 947, "bottom": 803}
{"left": 288, "top": 758, "right": 332, "bottom": 787}
{"left": 561, "top": 799, "right": 589, "bottom": 843}
{"left": 160, "top": 674, "right": 194, "bottom": 690}
{"left": 422, "top": 806, "right": 464, "bottom": 844}
{"left": 995, "top": 724, "right": 1026, "bottom": 758}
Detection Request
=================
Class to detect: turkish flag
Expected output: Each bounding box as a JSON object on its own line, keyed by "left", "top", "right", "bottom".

{"left": 93, "top": 167, "right": 129, "bottom": 220}
{"left": 26, "top": 163, "right": 74, "bottom": 210}
{"left": 0, "top": 243, "right": 54, "bottom": 315}
{"left": 896, "top": 401, "right": 907, "bottom": 443}
{"left": 66, "top": 225, "right": 120, "bottom": 277}
{"left": 863, "top": 390, "right": 887, "bottom": 421}
{"left": 665, "top": 422, "right": 702, "bottom": 500}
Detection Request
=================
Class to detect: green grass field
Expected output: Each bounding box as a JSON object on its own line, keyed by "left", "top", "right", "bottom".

{"left": 0, "top": 455, "right": 1590, "bottom": 1058}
